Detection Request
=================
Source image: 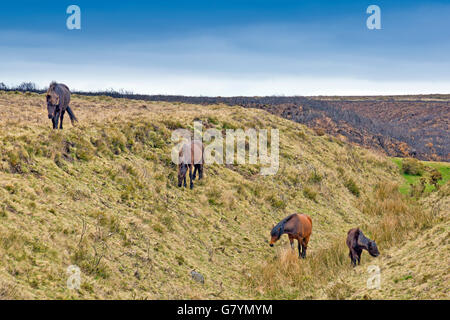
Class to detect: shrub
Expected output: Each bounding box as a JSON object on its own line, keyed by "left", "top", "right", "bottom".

{"left": 207, "top": 116, "right": 219, "bottom": 125}
{"left": 152, "top": 224, "right": 164, "bottom": 234}
{"left": 6, "top": 147, "right": 30, "bottom": 173}
{"left": 314, "top": 128, "right": 325, "bottom": 136}
{"left": 402, "top": 158, "right": 424, "bottom": 176}
{"left": 303, "top": 187, "right": 317, "bottom": 202}
{"left": 175, "top": 255, "right": 185, "bottom": 265}
{"left": 308, "top": 172, "right": 322, "bottom": 184}
{"left": 222, "top": 121, "right": 238, "bottom": 130}
{"left": 267, "top": 194, "right": 287, "bottom": 209}
{"left": 429, "top": 168, "right": 443, "bottom": 189}
{"left": 344, "top": 178, "right": 360, "bottom": 197}
{"left": 207, "top": 188, "right": 223, "bottom": 206}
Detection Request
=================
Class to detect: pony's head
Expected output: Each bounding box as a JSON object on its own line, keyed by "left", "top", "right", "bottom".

{"left": 367, "top": 240, "right": 380, "bottom": 257}
{"left": 46, "top": 95, "right": 59, "bottom": 119}
{"left": 46, "top": 83, "right": 59, "bottom": 119}
{"left": 178, "top": 163, "right": 188, "bottom": 187}
{"left": 269, "top": 223, "right": 282, "bottom": 247}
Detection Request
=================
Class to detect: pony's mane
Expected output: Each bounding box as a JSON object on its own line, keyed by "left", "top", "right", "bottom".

{"left": 357, "top": 229, "right": 371, "bottom": 248}
{"left": 271, "top": 214, "right": 296, "bottom": 239}
{"left": 47, "top": 82, "right": 57, "bottom": 94}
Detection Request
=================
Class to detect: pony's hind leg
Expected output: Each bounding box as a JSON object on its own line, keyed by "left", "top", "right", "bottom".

{"left": 349, "top": 251, "right": 355, "bottom": 266}
{"left": 193, "top": 165, "right": 198, "bottom": 180}
{"left": 297, "top": 240, "right": 302, "bottom": 258}
{"left": 301, "top": 236, "right": 310, "bottom": 259}
{"left": 356, "top": 249, "right": 362, "bottom": 265}
{"left": 199, "top": 165, "right": 204, "bottom": 179}
{"left": 189, "top": 164, "right": 194, "bottom": 189}
{"left": 350, "top": 249, "right": 359, "bottom": 267}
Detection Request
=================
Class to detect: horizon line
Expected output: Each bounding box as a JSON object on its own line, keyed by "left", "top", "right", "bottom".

{"left": 2, "top": 84, "right": 450, "bottom": 99}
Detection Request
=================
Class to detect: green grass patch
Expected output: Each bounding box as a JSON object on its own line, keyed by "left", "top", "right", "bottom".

{"left": 392, "top": 158, "right": 449, "bottom": 195}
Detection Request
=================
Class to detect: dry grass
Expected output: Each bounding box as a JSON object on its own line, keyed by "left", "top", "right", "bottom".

{"left": 0, "top": 90, "right": 446, "bottom": 299}
{"left": 345, "top": 183, "right": 449, "bottom": 299}
{"left": 361, "top": 182, "right": 435, "bottom": 246}
{"left": 0, "top": 280, "right": 20, "bottom": 300}
{"left": 245, "top": 239, "right": 350, "bottom": 299}
{"left": 245, "top": 180, "right": 441, "bottom": 299}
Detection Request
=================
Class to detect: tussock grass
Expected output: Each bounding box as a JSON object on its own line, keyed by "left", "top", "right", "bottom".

{"left": 361, "top": 182, "right": 435, "bottom": 246}
{"left": 346, "top": 182, "right": 449, "bottom": 299}
{"left": 0, "top": 280, "right": 21, "bottom": 300}
{"left": 246, "top": 180, "right": 441, "bottom": 299}
{"left": 245, "top": 239, "right": 349, "bottom": 299}
{"left": 0, "top": 90, "right": 446, "bottom": 299}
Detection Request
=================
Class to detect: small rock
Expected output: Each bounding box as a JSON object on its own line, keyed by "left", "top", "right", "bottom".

{"left": 190, "top": 270, "right": 204, "bottom": 284}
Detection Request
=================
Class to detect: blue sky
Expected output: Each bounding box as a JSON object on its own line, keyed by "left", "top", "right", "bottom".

{"left": 1, "top": 0, "right": 449, "bottom": 95}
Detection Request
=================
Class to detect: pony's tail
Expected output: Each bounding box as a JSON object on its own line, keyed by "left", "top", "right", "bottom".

{"left": 66, "top": 106, "right": 78, "bottom": 123}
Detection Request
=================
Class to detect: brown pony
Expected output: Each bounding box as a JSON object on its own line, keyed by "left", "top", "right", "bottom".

{"left": 346, "top": 228, "right": 379, "bottom": 267}
{"left": 269, "top": 213, "right": 312, "bottom": 258}
{"left": 178, "top": 140, "right": 204, "bottom": 189}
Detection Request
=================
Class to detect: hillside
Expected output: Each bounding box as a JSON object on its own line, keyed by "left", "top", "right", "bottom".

{"left": 0, "top": 90, "right": 447, "bottom": 299}
{"left": 257, "top": 98, "right": 449, "bottom": 162}
{"left": 76, "top": 93, "right": 450, "bottom": 162}
{"left": 2, "top": 86, "right": 449, "bottom": 162}
{"left": 343, "top": 183, "right": 449, "bottom": 300}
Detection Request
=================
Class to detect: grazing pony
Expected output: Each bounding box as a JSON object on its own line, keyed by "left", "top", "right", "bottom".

{"left": 346, "top": 228, "right": 379, "bottom": 267}
{"left": 46, "top": 82, "right": 78, "bottom": 129}
{"left": 178, "top": 140, "right": 204, "bottom": 189}
{"left": 269, "top": 213, "right": 312, "bottom": 258}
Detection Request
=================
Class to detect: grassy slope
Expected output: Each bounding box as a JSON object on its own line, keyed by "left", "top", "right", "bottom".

{"left": 341, "top": 183, "right": 449, "bottom": 299}
{"left": 0, "top": 91, "right": 447, "bottom": 299}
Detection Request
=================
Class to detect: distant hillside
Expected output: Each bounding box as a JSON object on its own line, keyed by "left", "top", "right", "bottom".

{"left": 0, "top": 90, "right": 446, "bottom": 299}
{"left": 305, "top": 97, "right": 449, "bottom": 162}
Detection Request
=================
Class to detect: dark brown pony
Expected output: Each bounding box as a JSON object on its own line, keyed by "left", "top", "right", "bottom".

{"left": 178, "top": 140, "right": 204, "bottom": 189}
{"left": 269, "top": 213, "right": 312, "bottom": 258}
{"left": 46, "top": 82, "right": 78, "bottom": 129}
{"left": 346, "top": 228, "right": 379, "bottom": 267}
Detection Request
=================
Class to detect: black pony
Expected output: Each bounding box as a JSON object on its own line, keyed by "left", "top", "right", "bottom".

{"left": 46, "top": 82, "right": 78, "bottom": 129}
{"left": 346, "top": 228, "right": 380, "bottom": 266}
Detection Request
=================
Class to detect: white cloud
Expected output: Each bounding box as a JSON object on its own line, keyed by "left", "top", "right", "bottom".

{"left": 5, "top": 68, "right": 448, "bottom": 96}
